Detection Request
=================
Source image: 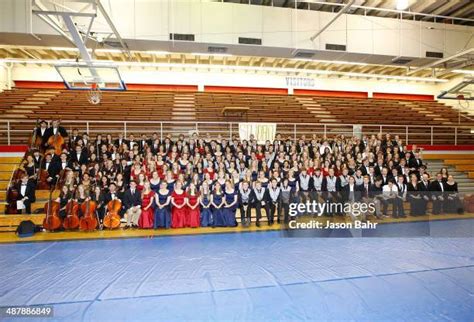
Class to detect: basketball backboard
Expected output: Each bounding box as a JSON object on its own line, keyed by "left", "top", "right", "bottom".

{"left": 54, "top": 63, "right": 126, "bottom": 91}
{"left": 437, "top": 76, "right": 474, "bottom": 100}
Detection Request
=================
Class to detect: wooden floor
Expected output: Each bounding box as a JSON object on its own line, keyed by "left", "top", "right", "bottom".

{"left": 1, "top": 212, "right": 472, "bottom": 244}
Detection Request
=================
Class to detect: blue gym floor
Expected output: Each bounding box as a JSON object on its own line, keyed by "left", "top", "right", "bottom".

{"left": 1, "top": 219, "right": 473, "bottom": 322}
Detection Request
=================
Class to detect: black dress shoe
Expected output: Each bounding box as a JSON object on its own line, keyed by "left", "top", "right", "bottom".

{"left": 256, "top": 222, "right": 261, "bottom": 227}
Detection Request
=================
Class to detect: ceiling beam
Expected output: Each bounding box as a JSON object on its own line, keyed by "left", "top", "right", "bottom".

{"left": 310, "top": 0, "right": 355, "bottom": 42}
{"left": 406, "top": 48, "right": 474, "bottom": 75}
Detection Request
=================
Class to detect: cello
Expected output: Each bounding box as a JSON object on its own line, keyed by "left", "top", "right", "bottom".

{"left": 43, "top": 189, "right": 62, "bottom": 231}
{"left": 79, "top": 190, "right": 98, "bottom": 231}
{"left": 47, "top": 120, "right": 65, "bottom": 156}
{"left": 36, "top": 152, "right": 53, "bottom": 190}
{"left": 62, "top": 186, "right": 79, "bottom": 230}
{"left": 28, "top": 119, "right": 42, "bottom": 149}
{"left": 5, "top": 166, "right": 26, "bottom": 214}
{"left": 103, "top": 198, "right": 122, "bottom": 229}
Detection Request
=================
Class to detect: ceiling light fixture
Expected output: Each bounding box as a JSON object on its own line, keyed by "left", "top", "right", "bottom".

{"left": 396, "top": 0, "right": 409, "bottom": 11}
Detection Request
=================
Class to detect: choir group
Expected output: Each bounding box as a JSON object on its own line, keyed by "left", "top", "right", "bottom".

{"left": 14, "top": 120, "right": 464, "bottom": 230}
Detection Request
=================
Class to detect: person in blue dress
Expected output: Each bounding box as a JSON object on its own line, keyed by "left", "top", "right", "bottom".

{"left": 223, "top": 180, "right": 238, "bottom": 227}
{"left": 200, "top": 181, "right": 213, "bottom": 227}
{"left": 211, "top": 184, "right": 225, "bottom": 227}
{"left": 149, "top": 171, "right": 161, "bottom": 193}
{"left": 154, "top": 181, "right": 171, "bottom": 229}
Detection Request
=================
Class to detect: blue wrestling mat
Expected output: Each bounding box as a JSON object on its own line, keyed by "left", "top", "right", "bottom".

{"left": 0, "top": 219, "right": 473, "bottom": 321}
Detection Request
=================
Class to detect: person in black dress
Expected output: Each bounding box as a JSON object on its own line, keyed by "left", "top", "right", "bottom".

{"left": 407, "top": 174, "right": 423, "bottom": 216}
{"left": 56, "top": 185, "right": 72, "bottom": 220}
{"left": 445, "top": 175, "right": 463, "bottom": 214}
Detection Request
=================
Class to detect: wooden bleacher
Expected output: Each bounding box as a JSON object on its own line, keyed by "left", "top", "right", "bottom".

{"left": 0, "top": 88, "right": 473, "bottom": 144}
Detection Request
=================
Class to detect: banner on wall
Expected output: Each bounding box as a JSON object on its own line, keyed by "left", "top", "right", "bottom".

{"left": 239, "top": 123, "right": 276, "bottom": 144}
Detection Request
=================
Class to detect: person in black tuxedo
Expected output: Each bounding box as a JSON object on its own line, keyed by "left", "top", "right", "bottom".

{"left": 123, "top": 181, "right": 142, "bottom": 229}
{"left": 32, "top": 149, "right": 43, "bottom": 169}
{"left": 16, "top": 174, "right": 36, "bottom": 214}
{"left": 114, "top": 133, "right": 128, "bottom": 148}
{"left": 430, "top": 173, "right": 446, "bottom": 215}
{"left": 343, "top": 176, "right": 362, "bottom": 220}
{"left": 127, "top": 134, "right": 138, "bottom": 151}
{"left": 419, "top": 173, "right": 431, "bottom": 215}
{"left": 359, "top": 159, "right": 370, "bottom": 176}
{"left": 71, "top": 145, "right": 88, "bottom": 165}
{"left": 117, "top": 159, "right": 132, "bottom": 185}
{"left": 408, "top": 152, "right": 424, "bottom": 170}
{"left": 69, "top": 128, "right": 82, "bottom": 148}
{"left": 342, "top": 176, "right": 361, "bottom": 203}
{"left": 51, "top": 153, "right": 73, "bottom": 174}
{"left": 34, "top": 120, "right": 48, "bottom": 149}
{"left": 369, "top": 177, "right": 385, "bottom": 219}
{"left": 44, "top": 119, "right": 68, "bottom": 147}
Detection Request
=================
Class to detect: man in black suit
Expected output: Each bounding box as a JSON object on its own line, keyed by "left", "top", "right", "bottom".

{"left": 71, "top": 145, "right": 88, "bottom": 165}
{"left": 430, "top": 173, "right": 446, "bottom": 215}
{"left": 359, "top": 159, "right": 370, "bottom": 176}
{"left": 44, "top": 119, "right": 68, "bottom": 147}
{"left": 34, "top": 120, "right": 48, "bottom": 149}
{"left": 139, "top": 134, "right": 152, "bottom": 152}
{"left": 118, "top": 159, "right": 132, "bottom": 185}
{"left": 380, "top": 167, "right": 392, "bottom": 186}
{"left": 369, "top": 177, "right": 385, "bottom": 219}
{"left": 32, "top": 149, "right": 43, "bottom": 169}
{"left": 41, "top": 153, "right": 57, "bottom": 187}
{"left": 69, "top": 128, "right": 82, "bottom": 148}
{"left": 16, "top": 174, "right": 36, "bottom": 214}
{"left": 123, "top": 181, "right": 142, "bottom": 229}
{"left": 409, "top": 152, "right": 424, "bottom": 170}
{"left": 114, "top": 133, "right": 128, "bottom": 149}
{"left": 419, "top": 173, "right": 431, "bottom": 215}
{"left": 127, "top": 134, "right": 138, "bottom": 151}
{"left": 342, "top": 176, "right": 361, "bottom": 203}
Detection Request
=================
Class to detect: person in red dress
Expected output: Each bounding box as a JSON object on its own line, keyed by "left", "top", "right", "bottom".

{"left": 171, "top": 181, "right": 187, "bottom": 228}
{"left": 186, "top": 183, "right": 200, "bottom": 228}
{"left": 138, "top": 181, "right": 154, "bottom": 229}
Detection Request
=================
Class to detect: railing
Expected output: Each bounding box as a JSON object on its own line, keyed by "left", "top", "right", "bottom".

{"left": 0, "top": 120, "right": 473, "bottom": 146}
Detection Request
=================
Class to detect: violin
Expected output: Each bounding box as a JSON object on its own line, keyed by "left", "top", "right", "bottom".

{"left": 43, "top": 190, "right": 62, "bottom": 231}
{"left": 62, "top": 187, "right": 79, "bottom": 230}
{"left": 103, "top": 198, "right": 122, "bottom": 229}
{"left": 79, "top": 198, "right": 98, "bottom": 231}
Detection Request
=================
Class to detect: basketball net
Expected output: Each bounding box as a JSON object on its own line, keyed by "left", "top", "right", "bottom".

{"left": 457, "top": 94, "right": 470, "bottom": 110}
{"left": 87, "top": 83, "right": 102, "bottom": 105}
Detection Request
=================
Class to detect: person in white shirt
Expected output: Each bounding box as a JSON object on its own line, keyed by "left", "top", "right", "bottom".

{"left": 382, "top": 179, "right": 404, "bottom": 218}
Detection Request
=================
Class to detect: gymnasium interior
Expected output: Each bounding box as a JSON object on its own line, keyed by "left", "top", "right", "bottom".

{"left": 0, "top": 0, "right": 473, "bottom": 321}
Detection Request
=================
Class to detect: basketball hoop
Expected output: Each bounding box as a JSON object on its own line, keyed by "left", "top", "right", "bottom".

{"left": 87, "top": 83, "right": 102, "bottom": 105}
{"left": 457, "top": 93, "right": 470, "bottom": 109}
